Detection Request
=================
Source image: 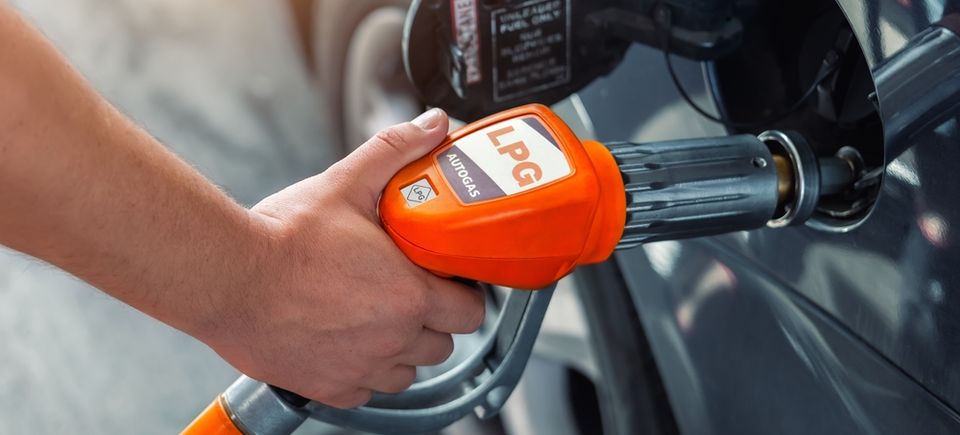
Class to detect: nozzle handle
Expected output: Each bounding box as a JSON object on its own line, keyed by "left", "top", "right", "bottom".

{"left": 193, "top": 285, "right": 555, "bottom": 435}
{"left": 303, "top": 285, "right": 555, "bottom": 433}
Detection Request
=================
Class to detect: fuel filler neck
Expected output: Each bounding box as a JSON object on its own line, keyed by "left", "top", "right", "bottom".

{"left": 611, "top": 129, "right": 854, "bottom": 248}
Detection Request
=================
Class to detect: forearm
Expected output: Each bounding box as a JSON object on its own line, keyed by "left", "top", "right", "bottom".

{"left": 0, "top": 5, "right": 264, "bottom": 336}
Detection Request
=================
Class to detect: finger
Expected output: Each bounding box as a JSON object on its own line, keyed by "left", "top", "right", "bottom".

{"left": 337, "top": 108, "right": 449, "bottom": 206}
{"left": 396, "top": 328, "right": 455, "bottom": 366}
{"left": 321, "top": 388, "right": 374, "bottom": 410}
{"left": 421, "top": 277, "right": 486, "bottom": 334}
{"left": 363, "top": 364, "right": 418, "bottom": 394}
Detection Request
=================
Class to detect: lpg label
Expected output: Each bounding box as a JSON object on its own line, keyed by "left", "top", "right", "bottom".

{"left": 490, "top": 0, "right": 571, "bottom": 101}
{"left": 437, "top": 117, "right": 571, "bottom": 203}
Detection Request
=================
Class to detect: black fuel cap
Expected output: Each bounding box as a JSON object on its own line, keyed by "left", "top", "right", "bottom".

{"left": 403, "top": 0, "right": 630, "bottom": 121}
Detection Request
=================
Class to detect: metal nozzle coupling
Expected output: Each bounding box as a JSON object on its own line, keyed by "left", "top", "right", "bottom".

{"left": 607, "top": 130, "right": 856, "bottom": 249}
{"left": 758, "top": 130, "right": 857, "bottom": 228}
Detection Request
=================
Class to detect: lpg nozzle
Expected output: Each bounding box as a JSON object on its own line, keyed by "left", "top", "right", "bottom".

{"left": 609, "top": 130, "right": 856, "bottom": 249}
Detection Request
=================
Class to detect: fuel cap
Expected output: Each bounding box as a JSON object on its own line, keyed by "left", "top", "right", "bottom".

{"left": 403, "top": 0, "right": 630, "bottom": 121}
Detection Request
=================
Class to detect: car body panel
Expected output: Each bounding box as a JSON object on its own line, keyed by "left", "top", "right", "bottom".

{"left": 622, "top": 238, "right": 960, "bottom": 435}
{"left": 570, "top": 1, "right": 960, "bottom": 433}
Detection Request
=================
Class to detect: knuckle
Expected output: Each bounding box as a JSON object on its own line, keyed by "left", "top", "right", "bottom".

{"left": 348, "top": 389, "right": 373, "bottom": 408}
{"left": 380, "top": 366, "right": 417, "bottom": 393}
{"left": 328, "top": 389, "right": 372, "bottom": 409}
{"left": 429, "top": 335, "right": 455, "bottom": 365}
{"left": 335, "top": 357, "right": 374, "bottom": 386}
{"left": 378, "top": 333, "right": 410, "bottom": 358}
{"left": 303, "top": 382, "right": 349, "bottom": 406}
{"left": 337, "top": 361, "right": 369, "bottom": 385}
{"left": 464, "top": 297, "right": 486, "bottom": 332}
{"left": 397, "top": 366, "right": 417, "bottom": 390}
{"left": 372, "top": 127, "right": 410, "bottom": 155}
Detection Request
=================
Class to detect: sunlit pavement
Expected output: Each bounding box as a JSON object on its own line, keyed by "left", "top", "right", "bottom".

{"left": 1, "top": 1, "right": 346, "bottom": 433}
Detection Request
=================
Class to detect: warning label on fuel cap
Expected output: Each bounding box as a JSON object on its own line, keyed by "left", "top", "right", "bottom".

{"left": 452, "top": 0, "right": 482, "bottom": 85}
{"left": 490, "top": 0, "right": 571, "bottom": 102}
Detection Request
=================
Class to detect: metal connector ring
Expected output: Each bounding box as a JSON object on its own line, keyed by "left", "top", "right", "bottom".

{"left": 760, "top": 130, "right": 820, "bottom": 228}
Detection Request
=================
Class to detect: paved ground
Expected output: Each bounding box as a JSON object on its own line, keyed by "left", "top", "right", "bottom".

{"left": 1, "top": 1, "right": 346, "bottom": 433}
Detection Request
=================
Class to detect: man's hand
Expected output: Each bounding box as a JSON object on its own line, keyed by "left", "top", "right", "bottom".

{"left": 0, "top": 5, "right": 482, "bottom": 411}
{"left": 198, "top": 109, "right": 485, "bottom": 409}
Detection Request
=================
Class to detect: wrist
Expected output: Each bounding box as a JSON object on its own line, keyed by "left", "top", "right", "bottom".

{"left": 177, "top": 208, "right": 281, "bottom": 346}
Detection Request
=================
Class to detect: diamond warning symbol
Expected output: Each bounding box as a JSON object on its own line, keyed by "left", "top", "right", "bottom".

{"left": 400, "top": 178, "right": 437, "bottom": 208}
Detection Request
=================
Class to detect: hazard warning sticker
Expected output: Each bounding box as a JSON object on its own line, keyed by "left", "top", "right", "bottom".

{"left": 436, "top": 116, "right": 571, "bottom": 204}
{"left": 400, "top": 177, "right": 438, "bottom": 208}
{"left": 490, "top": 0, "right": 571, "bottom": 102}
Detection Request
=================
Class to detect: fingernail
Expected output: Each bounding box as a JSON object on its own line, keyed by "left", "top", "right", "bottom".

{"left": 411, "top": 108, "right": 443, "bottom": 131}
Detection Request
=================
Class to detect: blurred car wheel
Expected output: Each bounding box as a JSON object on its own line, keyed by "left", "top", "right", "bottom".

{"left": 312, "top": 0, "right": 422, "bottom": 152}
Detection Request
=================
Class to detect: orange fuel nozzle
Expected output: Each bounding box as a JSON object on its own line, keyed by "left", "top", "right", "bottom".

{"left": 379, "top": 104, "right": 853, "bottom": 289}
{"left": 380, "top": 105, "right": 626, "bottom": 289}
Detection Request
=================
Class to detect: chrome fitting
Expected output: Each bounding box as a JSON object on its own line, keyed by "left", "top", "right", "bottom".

{"left": 760, "top": 130, "right": 821, "bottom": 228}
{"left": 223, "top": 376, "right": 308, "bottom": 435}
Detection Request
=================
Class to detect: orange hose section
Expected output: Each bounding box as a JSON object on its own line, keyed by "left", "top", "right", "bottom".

{"left": 181, "top": 396, "right": 244, "bottom": 435}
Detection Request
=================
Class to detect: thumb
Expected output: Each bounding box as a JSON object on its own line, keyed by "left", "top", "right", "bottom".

{"left": 338, "top": 108, "right": 449, "bottom": 206}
